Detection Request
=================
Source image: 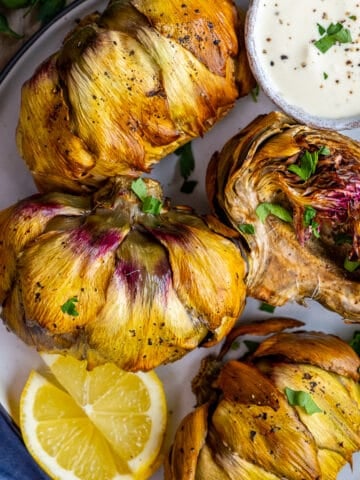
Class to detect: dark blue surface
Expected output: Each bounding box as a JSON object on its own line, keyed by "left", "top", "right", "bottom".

{"left": 0, "top": 405, "right": 49, "bottom": 480}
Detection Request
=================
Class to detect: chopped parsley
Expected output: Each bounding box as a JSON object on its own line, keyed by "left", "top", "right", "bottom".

{"left": 259, "top": 302, "right": 276, "bottom": 313}
{"left": 175, "top": 142, "right": 198, "bottom": 194}
{"left": 238, "top": 223, "right": 255, "bottom": 235}
{"left": 0, "top": 14, "right": 23, "bottom": 38}
{"left": 303, "top": 206, "right": 320, "bottom": 238}
{"left": 250, "top": 84, "right": 260, "bottom": 102}
{"left": 349, "top": 331, "right": 360, "bottom": 355}
{"left": 344, "top": 257, "right": 360, "bottom": 272}
{"left": 288, "top": 146, "right": 330, "bottom": 181}
{"left": 61, "top": 296, "right": 79, "bottom": 317}
{"left": 244, "top": 340, "right": 260, "bottom": 354}
{"left": 131, "top": 178, "right": 163, "bottom": 215}
{"left": 256, "top": 202, "right": 292, "bottom": 224}
{"left": 284, "top": 387, "right": 322, "bottom": 414}
{"left": 315, "top": 22, "right": 352, "bottom": 54}
{"left": 323, "top": 72, "right": 328, "bottom": 80}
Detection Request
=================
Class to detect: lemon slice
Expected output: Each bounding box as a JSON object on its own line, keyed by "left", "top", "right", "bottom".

{"left": 20, "top": 354, "right": 167, "bottom": 480}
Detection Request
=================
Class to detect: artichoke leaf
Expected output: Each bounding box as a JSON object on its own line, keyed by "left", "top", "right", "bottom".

{"left": 208, "top": 111, "right": 360, "bottom": 321}
{"left": 17, "top": 0, "right": 250, "bottom": 192}
{"left": 164, "top": 403, "right": 209, "bottom": 480}
{"left": 270, "top": 363, "right": 360, "bottom": 460}
{"left": 141, "top": 211, "right": 245, "bottom": 339}
{"left": 86, "top": 230, "right": 207, "bottom": 371}
{"left": 253, "top": 331, "right": 360, "bottom": 381}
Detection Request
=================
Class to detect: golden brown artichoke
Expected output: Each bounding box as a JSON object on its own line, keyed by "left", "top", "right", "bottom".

{"left": 0, "top": 176, "right": 246, "bottom": 371}
{"left": 16, "top": 0, "right": 254, "bottom": 193}
{"left": 207, "top": 111, "right": 360, "bottom": 321}
{"left": 165, "top": 319, "right": 360, "bottom": 480}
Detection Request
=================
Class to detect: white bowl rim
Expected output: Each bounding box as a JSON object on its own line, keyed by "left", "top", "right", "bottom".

{"left": 245, "top": 0, "right": 360, "bottom": 131}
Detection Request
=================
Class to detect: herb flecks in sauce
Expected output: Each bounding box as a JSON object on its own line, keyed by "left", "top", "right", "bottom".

{"left": 255, "top": 1, "right": 360, "bottom": 118}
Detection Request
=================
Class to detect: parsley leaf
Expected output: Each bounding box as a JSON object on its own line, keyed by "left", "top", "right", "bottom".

{"left": 175, "top": 142, "right": 195, "bottom": 180}
{"left": 141, "top": 196, "right": 162, "bottom": 215}
{"left": 334, "top": 233, "right": 352, "bottom": 245}
{"left": 61, "top": 296, "right": 79, "bottom": 317}
{"left": 317, "top": 23, "right": 326, "bottom": 35}
{"left": 244, "top": 340, "right": 260, "bottom": 354}
{"left": 288, "top": 146, "right": 330, "bottom": 181}
{"left": 303, "top": 206, "right": 320, "bottom": 238}
{"left": 256, "top": 203, "right": 293, "bottom": 223}
{"left": 315, "top": 22, "right": 352, "bottom": 53}
{"left": 175, "top": 142, "right": 198, "bottom": 194}
{"left": 349, "top": 331, "right": 360, "bottom": 355}
{"left": 238, "top": 223, "right": 255, "bottom": 235}
{"left": 259, "top": 302, "right": 276, "bottom": 313}
{"left": 180, "top": 180, "right": 198, "bottom": 194}
{"left": 0, "top": 13, "right": 23, "bottom": 38}
{"left": 131, "top": 178, "right": 163, "bottom": 215}
{"left": 37, "top": 0, "right": 65, "bottom": 24}
{"left": 344, "top": 257, "right": 360, "bottom": 272}
{"left": 250, "top": 84, "right": 260, "bottom": 102}
{"left": 284, "top": 387, "right": 322, "bottom": 414}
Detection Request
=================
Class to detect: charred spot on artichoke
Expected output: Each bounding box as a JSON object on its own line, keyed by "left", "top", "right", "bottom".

{"left": 0, "top": 176, "right": 246, "bottom": 371}
{"left": 207, "top": 111, "right": 360, "bottom": 321}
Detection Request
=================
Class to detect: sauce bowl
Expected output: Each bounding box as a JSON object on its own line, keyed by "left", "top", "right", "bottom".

{"left": 245, "top": 0, "right": 360, "bottom": 130}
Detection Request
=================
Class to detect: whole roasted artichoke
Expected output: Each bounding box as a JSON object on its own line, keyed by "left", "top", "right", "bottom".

{"left": 16, "top": 0, "right": 254, "bottom": 193}
{"left": 0, "top": 177, "right": 246, "bottom": 371}
{"left": 165, "top": 319, "right": 360, "bottom": 479}
{"left": 207, "top": 111, "right": 360, "bottom": 321}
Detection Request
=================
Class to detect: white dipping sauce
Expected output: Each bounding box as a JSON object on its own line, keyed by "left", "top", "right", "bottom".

{"left": 253, "top": 0, "right": 360, "bottom": 119}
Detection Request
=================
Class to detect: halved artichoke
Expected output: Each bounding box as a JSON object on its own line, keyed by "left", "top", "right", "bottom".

{"left": 165, "top": 319, "right": 360, "bottom": 479}
{"left": 16, "top": 0, "right": 254, "bottom": 193}
{"left": 0, "top": 176, "right": 246, "bottom": 371}
{"left": 207, "top": 111, "right": 360, "bottom": 321}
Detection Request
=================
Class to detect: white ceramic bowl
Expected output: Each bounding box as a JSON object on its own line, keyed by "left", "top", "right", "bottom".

{"left": 245, "top": 0, "right": 360, "bottom": 130}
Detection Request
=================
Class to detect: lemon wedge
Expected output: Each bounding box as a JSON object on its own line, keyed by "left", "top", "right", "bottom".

{"left": 20, "top": 354, "right": 167, "bottom": 480}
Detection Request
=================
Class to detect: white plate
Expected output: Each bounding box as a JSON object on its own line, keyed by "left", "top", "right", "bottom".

{"left": 0, "top": 1, "right": 360, "bottom": 479}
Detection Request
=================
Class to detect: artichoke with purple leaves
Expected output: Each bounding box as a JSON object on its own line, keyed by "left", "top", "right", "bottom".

{"left": 0, "top": 177, "right": 246, "bottom": 371}
{"left": 207, "top": 111, "right": 360, "bottom": 321}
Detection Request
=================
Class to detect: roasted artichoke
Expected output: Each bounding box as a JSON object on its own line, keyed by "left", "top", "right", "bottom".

{"left": 165, "top": 319, "right": 360, "bottom": 479}
{"left": 16, "top": 0, "right": 254, "bottom": 193}
{"left": 207, "top": 111, "right": 360, "bottom": 321}
{"left": 0, "top": 176, "right": 246, "bottom": 371}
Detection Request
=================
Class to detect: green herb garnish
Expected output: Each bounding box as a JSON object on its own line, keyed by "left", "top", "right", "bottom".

{"left": 36, "top": 0, "right": 65, "bottom": 24}
{"left": 238, "top": 223, "right": 255, "bottom": 235}
{"left": 131, "top": 178, "right": 163, "bottom": 215}
{"left": 61, "top": 296, "right": 79, "bottom": 317}
{"left": 180, "top": 180, "right": 198, "bottom": 194}
{"left": 349, "top": 331, "right": 360, "bottom": 355}
{"left": 334, "top": 233, "right": 353, "bottom": 245}
{"left": 344, "top": 257, "right": 360, "bottom": 272}
{"left": 284, "top": 387, "right": 322, "bottom": 414}
{"left": 256, "top": 203, "right": 292, "bottom": 223}
{"left": 259, "top": 302, "right": 276, "bottom": 313}
{"left": 323, "top": 72, "right": 328, "bottom": 80}
{"left": 244, "top": 340, "right": 260, "bottom": 354}
{"left": 250, "top": 84, "right": 260, "bottom": 102}
{"left": 230, "top": 340, "right": 240, "bottom": 351}
{"left": 0, "top": 13, "right": 23, "bottom": 38}
{"left": 317, "top": 23, "right": 326, "bottom": 35}
{"left": 303, "top": 206, "right": 320, "bottom": 238}
{"left": 288, "top": 146, "right": 330, "bottom": 181}
{"left": 315, "top": 22, "right": 352, "bottom": 54}
{"left": 175, "top": 142, "right": 197, "bottom": 194}
{"left": 349, "top": 15, "right": 357, "bottom": 21}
